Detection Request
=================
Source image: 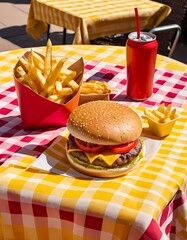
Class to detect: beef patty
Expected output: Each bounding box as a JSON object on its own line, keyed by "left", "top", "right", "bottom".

{"left": 67, "top": 135, "right": 142, "bottom": 168}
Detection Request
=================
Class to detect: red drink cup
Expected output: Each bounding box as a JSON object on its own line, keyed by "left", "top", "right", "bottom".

{"left": 126, "top": 32, "right": 158, "bottom": 100}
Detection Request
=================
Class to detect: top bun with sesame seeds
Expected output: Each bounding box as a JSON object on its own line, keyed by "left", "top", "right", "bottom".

{"left": 66, "top": 100, "right": 144, "bottom": 178}
{"left": 67, "top": 100, "right": 142, "bottom": 145}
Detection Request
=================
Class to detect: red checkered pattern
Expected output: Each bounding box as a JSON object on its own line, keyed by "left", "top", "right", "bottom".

{"left": 158, "top": 187, "right": 187, "bottom": 239}
{"left": 0, "top": 82, "right": 64, "bottom": 165}
{"left": 84, "top": 60, "right": 187, "bottom": 107}
{"left": 129, "top": 186, "right": 187, "bottom": 239}
{"left": 1, "top": 61, "right": 187, "bottom": 165}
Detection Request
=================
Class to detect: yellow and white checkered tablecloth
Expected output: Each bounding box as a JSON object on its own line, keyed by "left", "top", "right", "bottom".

{"left": 0, "top": 45, "right": 187, "bottom": 240}
{"left": 26, "top": 0, "right": 171, "bottom": 44}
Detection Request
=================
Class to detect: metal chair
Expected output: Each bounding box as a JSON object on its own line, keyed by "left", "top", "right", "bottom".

{"left": 149, "top": 0, "right": 187, "bottom": 57}
{"left": 149, "top": 24, "right": 181, "bottom": 57}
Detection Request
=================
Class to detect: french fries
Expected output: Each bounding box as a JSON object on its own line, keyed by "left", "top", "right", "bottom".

{"left": 81, "top": 80, "right": 111, "bottom": 94}
{"left": 44, "top": 39, "right": 52, "bottom": 78}
{"left": 15, "top": 39, "right": 80, "bottom": 104}
{"left": 144, "top": 103, "right": 178, "bottom": 124}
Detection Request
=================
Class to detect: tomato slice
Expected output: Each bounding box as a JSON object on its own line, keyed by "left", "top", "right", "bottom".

{"left": 108, "top": 140, "right": 137, "bottom": 154}
{"left": 74, "top": 137, "right": 105, "bottom": 154}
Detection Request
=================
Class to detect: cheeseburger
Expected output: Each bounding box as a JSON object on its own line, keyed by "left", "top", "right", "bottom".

{"left": 66, "top": 100, "right": 143, "bottom": 177}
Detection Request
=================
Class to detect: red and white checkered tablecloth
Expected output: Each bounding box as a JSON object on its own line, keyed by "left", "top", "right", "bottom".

{"left": 0, "top": 81, "right": 64, "bottom": 164}
{"left": 83, "top": 60, "right": 187, "bottom": 107}
{"left": 1, "top": 60, "right": 187, "bottom": 165}
{"left": 0, "top": 46, "right": 187, "bottom": 240}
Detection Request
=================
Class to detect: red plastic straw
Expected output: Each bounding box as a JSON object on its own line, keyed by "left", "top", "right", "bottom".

{"left": 134, "top": 8, "right": 140, "bottom": 39}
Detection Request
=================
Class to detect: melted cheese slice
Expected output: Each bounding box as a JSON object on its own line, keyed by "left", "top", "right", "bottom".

{"left": 68, "top": 148, "right": 120, "bottom": 166}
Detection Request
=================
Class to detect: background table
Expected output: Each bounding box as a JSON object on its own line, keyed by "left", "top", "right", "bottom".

{"left": 0, "top": 45, "right": 187, "bottom": 240}
{"left": 27, "top": 0, "right": 171, "bottom": 44}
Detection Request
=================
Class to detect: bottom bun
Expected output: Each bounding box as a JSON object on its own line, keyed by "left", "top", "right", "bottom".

{"left": 66, "top": 147, "right": 144, "bottom": 178}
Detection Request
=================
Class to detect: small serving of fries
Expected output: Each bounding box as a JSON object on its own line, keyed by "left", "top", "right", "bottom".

{"left": 144, "top": 103, "right": 178, "bottom": 124}
{"left": 144, "top": 103, "right": 179, "bottom": 137}
{"left": 80, "top": 80, "right": 111, "bottom": 94}
{"left": 14, "top": 39, "right": 81, "bottom": 104}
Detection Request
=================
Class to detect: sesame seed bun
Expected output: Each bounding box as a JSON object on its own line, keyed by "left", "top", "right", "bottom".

{"left": 67, "top": 100, "right": 142, "bottom": 145}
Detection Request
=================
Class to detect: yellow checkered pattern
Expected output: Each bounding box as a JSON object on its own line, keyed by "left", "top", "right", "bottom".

{"left": 0, "top": 105, "right": 187, "bottom": 239}
{"left": 27, "top": 0, "right": 171, "bottom": 44}
{"left": 0, "top": 45, "right": 187, "bottom": 86}
{"left": 0, "top": 45, "right": 187, "bottom": 240}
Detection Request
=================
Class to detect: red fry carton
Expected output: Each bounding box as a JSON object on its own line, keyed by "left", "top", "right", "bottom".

{"left": 13, "top": 55, "right": 84, "bottom": 129}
